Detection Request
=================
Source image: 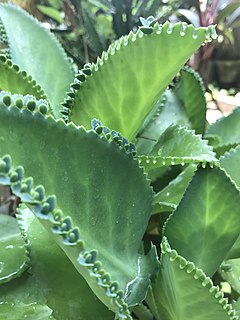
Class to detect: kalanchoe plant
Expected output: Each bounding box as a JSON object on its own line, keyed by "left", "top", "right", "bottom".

{"left": 0, "top": 3, "right": 240, "bottom": 320}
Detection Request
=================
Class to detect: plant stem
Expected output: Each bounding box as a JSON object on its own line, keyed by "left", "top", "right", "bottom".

{"left": 132, "top": 304, "right": 154, "bottom": 320}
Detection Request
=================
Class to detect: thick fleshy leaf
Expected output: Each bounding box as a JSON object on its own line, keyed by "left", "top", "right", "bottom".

{"left": 0, "top": 272, "right": 54, "bottom": 320}
{"left": 66, "top": 21, "right": 217, "bottom": 140}
{"left": 0, "top": 3, "right": 74, "bottom": 118}
{"left": 0, "top": 97, "right": 157, "bottom": 318}
{"left": 220, "top": 145, "right": 240, "bottom": 188}
{"left": 0, "top": 214, "right": 28, "bottom": 284}
{"left": 175, "top": 66, "right": 206, "bottom": 134}
{"left": 164, "top": 165, "right": 240, "bottom": 276}
{"left": 146, "top": 237, "right": 238, "bottom": 320}
{"left": 16, "top": 205, "right": 113, "bottom": 320}
{"left": 137, "top": 125, "right": 217, "bottom": 172}
{"left": 0, "top": 55, "right": 46, "bottom": 99}
{"left": 153, "top": 164, "right": 197, "bottom": 214}
{"left": 205, "top": 107, "right": 240, "bottom": 156}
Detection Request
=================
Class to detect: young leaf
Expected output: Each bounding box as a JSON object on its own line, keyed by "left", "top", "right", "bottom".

{"left": 66, "top": 22, "right": 217, "bottom": 141}
{"left": 220, "top": 145, "right": 240, "bottom": 189}
{"left": 164, "top": 165, "right": 240, "bottom": 277}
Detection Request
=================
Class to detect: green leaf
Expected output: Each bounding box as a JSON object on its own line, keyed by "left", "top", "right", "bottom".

{"left": 137, "top": 125, "right": 217, "bottom": 172}
{"left": 164, "top": 165, "right": 240, "bottom": 277}
{"left": 227, "top": 235, "right": 240, "bottom": 260}
{"left": 205, "top": 107, "right": 240, "bottom": 153}
{"left": 175, "top": 66, "right": 206, "bottom": 134}
{"left": 0, "top": 3, "right": 74, "bottom": 118}
{"left": 0, "top": 214, "right": 28, "bottom": 284}
{"left": 220, "top": 145, "right": 240, "bottom": 189}
{"left": 37, "top": 5, "right": 64, "bottom": 24}
{"left": 146, "top": 237, "right": 238, "bottom": 320}
{"left": 136, "top": 90, "right": 190, "bottom": 155}
{"left": 0, "top": 56, "right": 46, "bottom": 99}
{"left": 0, "top": 272, "right": 54, "bottom": 320}
{"left": 153, "top": 164, "right": 197, "bottom": 214}
{"left": 16, "top": 205, "right": 114, "bottom": 320}
{"left": 0, "top": 99, "right": 157, "bottom": 318}
{"left": 66, "top": 22, "right": 217, "bottom": 141}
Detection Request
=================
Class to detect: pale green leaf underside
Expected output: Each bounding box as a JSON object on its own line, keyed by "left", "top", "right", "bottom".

{"left": 153, "top": 164, "right": 197, "bottom": 214}
{"left": 0, "top": 3, "right": 74, "bottom": 118}
{"left": 0, "top": 272, "right": 54, "bottom": 320}
{"left": 69, "top": 22, "right": 216, "bottom": 141}
{"left": 0, "top": 100, "right": 154, "bottom": 316}
{"left": 175, "top": 66, "right": 206, "bottom": 134}
{"left": 164, "top": 166, "right": 240, "bottom": 277}
{"left": 137, "top": 125, "right": 217, "bottom": 172}
{"left": 0, "top": 214, "right": 27, "bottom": 284}
{"left": 0, "top": 56, "right": 46, "bottom": 100}
{"left": 205, "top": 108, "right": 240, "bottom": 148}
{"left": 16, "top": 205, "right": 113, "bottom": 320}
{"left": 147, "top": 237, "right": 238, "bottom": 320}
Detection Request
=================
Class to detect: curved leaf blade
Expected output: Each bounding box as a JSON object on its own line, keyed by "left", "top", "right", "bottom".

{"left": 0, "top": 214, "right": 28, "bottom": 284}
{"left": 16, "top": 205, "right": 114, "bottom": 320}
{"left": 67, "top": 22, "right": 217, "bottom": 140}
{"left": 0, "top": 3, "right": 74, "bottom": 118}
{"left": 147, "top": 237, "right": 238, "bottom": 320}
{"left": 0, "top": 99, "right": 156, "bottom": 317}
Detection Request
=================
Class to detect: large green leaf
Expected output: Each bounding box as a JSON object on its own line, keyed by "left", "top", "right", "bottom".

{"left": 0, "top": 214, "right": 28, "bottom": 284}
{"left": 0, "top": 95, "right": 157, "bottom": 319}
{"left": 0, "top": 3, "right": 74, "bottom": 118}
{"left": 66, "top": 21, "right": 217, "bottom": 140}
{"left": 16, "top": 205, "right": 113, "bottom": 320}
{"left": 164, "top": 165, "right": 240, "bottom": 277}
{"left": 146, "top": 237, "right": 238, "bottom": 320}
{"left": 0, "top": 55, "right": 46, "bottom": 99}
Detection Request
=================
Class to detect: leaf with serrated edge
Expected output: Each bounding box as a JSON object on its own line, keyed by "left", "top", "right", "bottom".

{"left": 205, "top": 107, "right": 240, "bottom": 148}
{"left": 137, "top": 125, "right": 217, "bottom": 172}
{"left": 0, "top": 98, "right": 157, "bottom": 319}
{"left": 16, "top": 205, "right": 113, "bottom": 320}
{"left": 0, "top": 4, "right": 74, "bottom": 118}
{"left": 164, "top": 165, "right": 240, "bottom": 277}
{"left": 175, "top": 65, "right": 206, "bottom": 134}
{"left": 220, "top": 145, "right": 240, "bottom": 189}
{"left": 0, "top": 56, "right": 46, "bottom": 100}
{"left": 68, "top": 22, "right": 217, "bottom": 141}
{"left": 146, "top": 237, "right": 238, "bottom": 320}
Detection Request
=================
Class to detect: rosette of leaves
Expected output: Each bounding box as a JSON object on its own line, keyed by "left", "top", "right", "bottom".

{"left": 0, "top": 3, "right": 240, "bottom": 320}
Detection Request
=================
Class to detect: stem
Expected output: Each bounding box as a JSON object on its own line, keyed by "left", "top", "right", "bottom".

{"left": 132, "top": 304, "right": 154, "bottom": 320}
